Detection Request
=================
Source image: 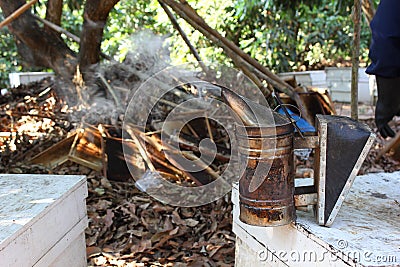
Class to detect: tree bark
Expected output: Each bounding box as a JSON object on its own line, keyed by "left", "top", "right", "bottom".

{"left": 78, "top": 0, "right": 120, "bottom": 72}
{"left": 0, "top": 0, "right": 77, "bottom": 79}
{"left": 45, "top": 0, "right": 63, "bottom": 34}
{"left": 351, "top": 0, "right": 362, "bottom": 120}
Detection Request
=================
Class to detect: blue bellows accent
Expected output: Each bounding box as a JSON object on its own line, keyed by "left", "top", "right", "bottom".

{"left": 276, "top": 107, "right": 316, "bottom": 133}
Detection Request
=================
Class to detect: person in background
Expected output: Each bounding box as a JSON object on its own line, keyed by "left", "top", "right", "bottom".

{"left": 366, "top": 0, "right": 400, "bottom": 138}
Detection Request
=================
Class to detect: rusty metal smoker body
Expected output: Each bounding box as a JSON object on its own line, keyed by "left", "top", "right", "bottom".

{"left": 236, "top": 116, "right": 296, "bottom": 226}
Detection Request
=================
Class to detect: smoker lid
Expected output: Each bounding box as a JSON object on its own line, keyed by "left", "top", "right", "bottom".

{"left": 235, "top": 110, "right": 294, "bottom": 137}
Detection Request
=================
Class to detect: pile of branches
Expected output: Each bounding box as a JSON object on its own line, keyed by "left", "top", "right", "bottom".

{"left": 0, "top": 77, "right": 70, "bottom": 172}
{"left": 0, "top": 73, "right": 239, "bottom": 266}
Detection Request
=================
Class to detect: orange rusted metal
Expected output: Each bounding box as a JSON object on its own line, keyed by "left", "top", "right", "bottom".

{"left": 236, "top": 113, "right": 296, "bottom": 226}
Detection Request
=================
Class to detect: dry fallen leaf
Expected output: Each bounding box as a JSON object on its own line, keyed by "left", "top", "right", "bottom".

{"left": 185, "top": 218, "right": 199, "bottom": 227}
{"left": 169, "top": 226, "right": 179, "bottom": 236}
{"left": 171, "top": 210, "right": 185, "bottom": 225}
{"left": 104, "top": 209, "right": 115, "bottom": 228}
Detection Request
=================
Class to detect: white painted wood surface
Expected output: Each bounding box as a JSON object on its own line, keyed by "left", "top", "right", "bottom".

{"left": 278, "top": 68, "right": 372, "bottom": 103}
{"left": 233, "top": 172, "right": 400, "bottom": 267}
{"left": 325, "top": 67, "right": 370, "bottom": 103}
{"left": 235, "top": 237, "right": 281, "bottom": 267}
{"left": 0, "top": 174, "right": 88, "bottom": 267}
{"left": 278, "top": 70, "right": 327, "bottom": 88}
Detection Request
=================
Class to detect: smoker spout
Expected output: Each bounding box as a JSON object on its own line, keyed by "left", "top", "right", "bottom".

{"left": 221, "top": 87, "right": 282, "bottom": 127}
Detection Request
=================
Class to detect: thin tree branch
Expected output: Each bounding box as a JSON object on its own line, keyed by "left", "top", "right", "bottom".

{"left": 351, "top": 0, "right": 362, "bottom": 120}
{"left": 32, "top": 14, "right": 113, "bottom": 61}
{"left": 159, "top": 0, "right": 315, "bottom": 124}
{"left": 32, "top": 14, "right": 80, "bottom": 43}
{"left": 0, "top": 0, "right": 38, "bottom": 29}
{"left": 160, "top": 0, "right": 293, "bottom": 93}
{"left": 159, "top": 0, "right": 208, "bottom": 73}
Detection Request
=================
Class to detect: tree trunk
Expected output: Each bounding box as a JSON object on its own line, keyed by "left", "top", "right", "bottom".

{"left": 0, "top": 0, "right": 77, "bottom": 79}
{"left": 78, "top": 0, "right": 120, "bottom": 72}
{"left": 45, "top": 0, "right": 63, "bottom": 35}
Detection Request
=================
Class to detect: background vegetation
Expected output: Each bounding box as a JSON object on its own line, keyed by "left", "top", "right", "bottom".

{"left": 0, "top": 0, "right": 378, "bottom": 88}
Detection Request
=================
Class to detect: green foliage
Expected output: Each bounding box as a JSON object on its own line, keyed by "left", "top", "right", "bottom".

{"left": 160, "top": 0, "right": 236, "bottom": 66}
{"left": 223, "top": 0, "right": 375, "bottom": 72}
{"left": 57, "top": 3, "right": 83, "bottom": 53}
{"left": 102, "top": 0, "right": 163, "bottom": 60}
{"left": 0, "top": 13, "right": 21, "bottom": 88}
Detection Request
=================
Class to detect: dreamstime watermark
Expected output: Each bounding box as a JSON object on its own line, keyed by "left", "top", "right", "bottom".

{"left": 256, "top": 240, "right": 398, "bottom": 264}
{"left": 122, "top": 62, "right": 276, "bottom": 207}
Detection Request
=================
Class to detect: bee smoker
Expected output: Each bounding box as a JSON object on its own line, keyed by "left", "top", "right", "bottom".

{"left": 235, "top": 113, "right": 296, "bottom": 226}
{"left": 222, "top": 88, "right": 375, "bottom": 227}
